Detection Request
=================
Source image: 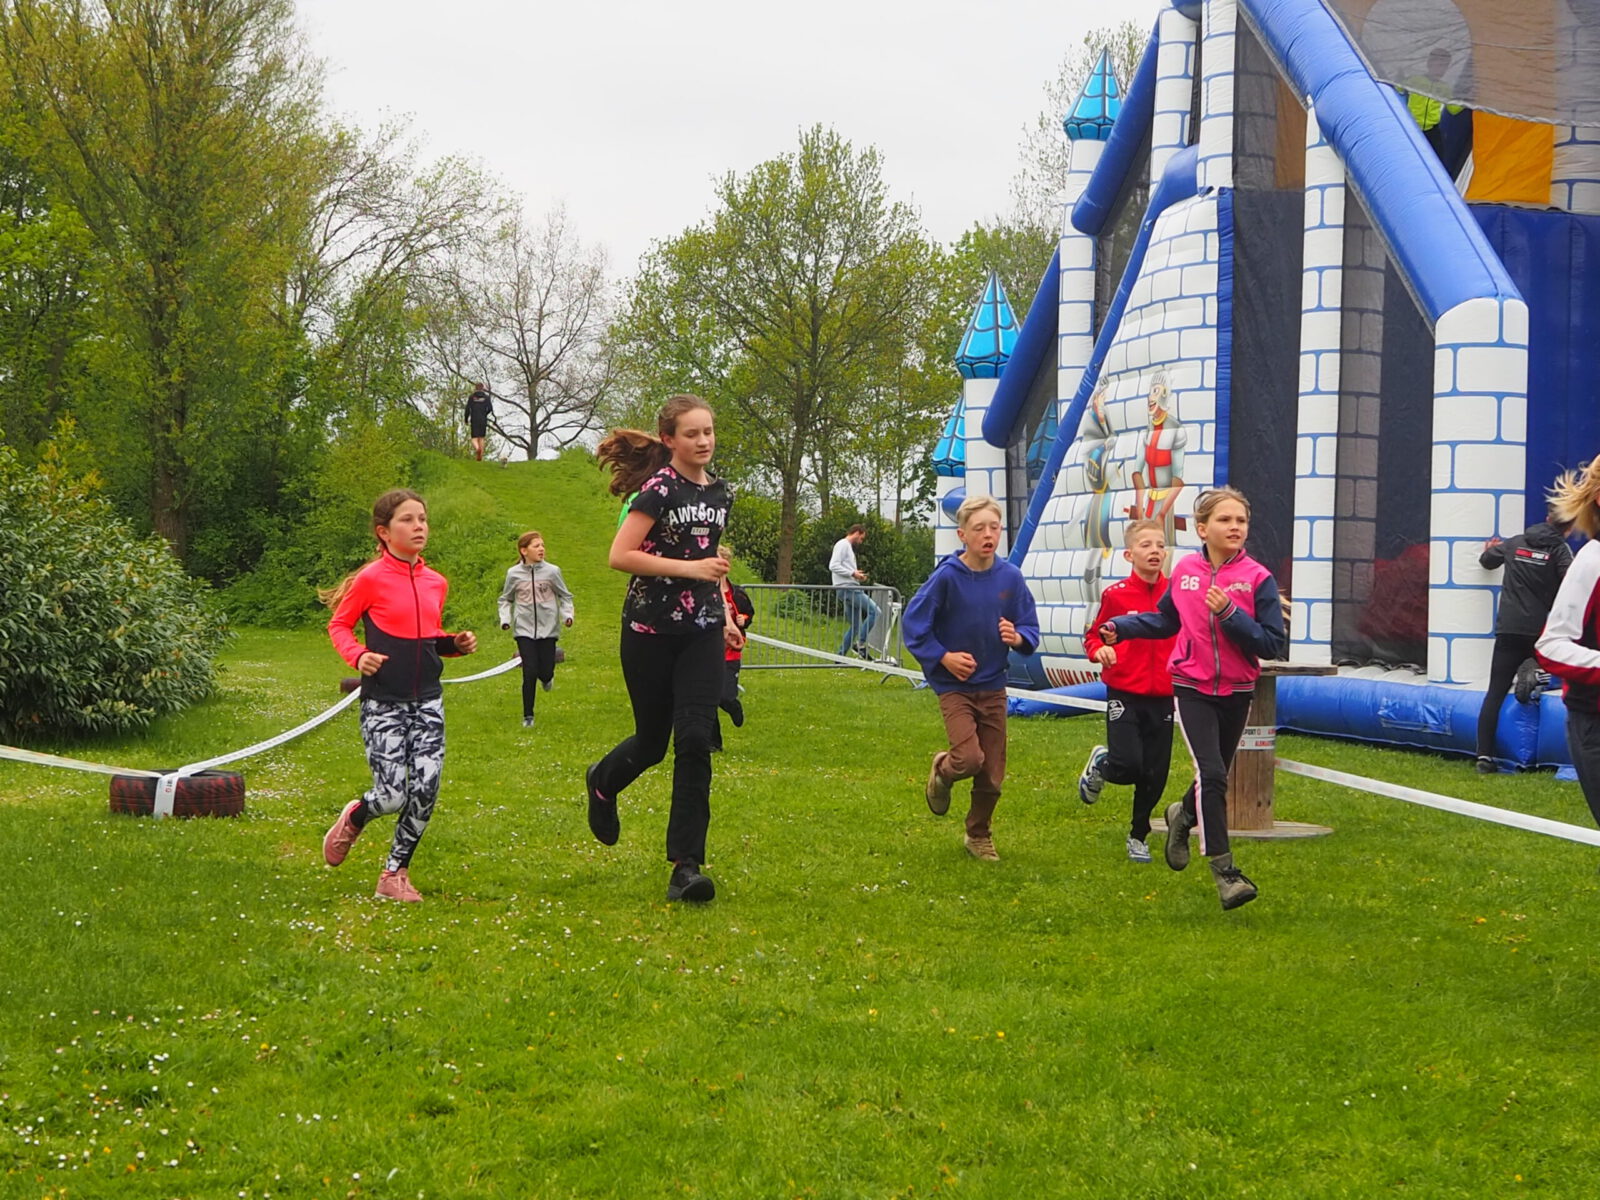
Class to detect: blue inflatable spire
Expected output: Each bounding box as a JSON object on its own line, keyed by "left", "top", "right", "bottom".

{"left": 932, "top": 398, "right": 966, "bottom": 477}
{"left": 954, "top": 271, "right": 1019, "bottom": 380}
{"left": 1063, "top": 50, "right": 1122, "bottom": 141}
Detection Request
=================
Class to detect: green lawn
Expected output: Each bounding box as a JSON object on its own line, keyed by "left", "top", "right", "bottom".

{"left": 3, "top": 455, "right": 1599, "bottom": 1198}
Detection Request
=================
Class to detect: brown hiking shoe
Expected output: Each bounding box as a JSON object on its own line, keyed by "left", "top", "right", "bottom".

{"left": 925, "top": 752, "right": 952, "bottom": 816}
{"left": 964, "top": 834, "right": 999, "bottom": 861}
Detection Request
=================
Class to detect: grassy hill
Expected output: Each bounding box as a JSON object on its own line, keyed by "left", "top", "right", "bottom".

{"left": 3, "top": 453, "right": 1600, "bottom": 1196}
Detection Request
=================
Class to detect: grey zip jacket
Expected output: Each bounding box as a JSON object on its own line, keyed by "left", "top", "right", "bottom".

{"left": 498, "top": 561, "right": 575, "bottom": 640}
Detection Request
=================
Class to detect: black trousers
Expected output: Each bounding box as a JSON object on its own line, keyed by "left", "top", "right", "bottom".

{"left": 1475, "top": 633, "right": 1539, "bottom": 759}
{"left": 1102, "top": 687, "right": 1174, "bottom": 841}
{"left": 515, "top": 636, "right": 557, "bottom": 718}
{"left": 594, "top": 626, "right": 723, "bottom": 865}
{"left": 1172, "top": 687, "right": 1254, "bottom": 858}
{"left": 1566, "top": 707, "right": 1600, "bottom": 829}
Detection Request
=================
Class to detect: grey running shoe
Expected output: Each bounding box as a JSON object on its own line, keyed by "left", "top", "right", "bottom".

{"left": 1126, "top": 835, "right": 1152, "bottom": 863}
{"left": 1164, "top": 801, "right": 1193, "bottom": 872}
{"left": 1078, "top": 745, "right": 1108, "bottom": 804}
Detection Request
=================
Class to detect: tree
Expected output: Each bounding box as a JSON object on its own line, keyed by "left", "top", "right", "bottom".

{"left": 427, "top": 204, "right": 613, "bottom": 460}
{"left": 1011, "top": 20, "right": 1147, "bottom": 227}
{"left": 1, "top": 0, "right": 322, "bottom": 560}
{"left": 613, "top": 126, "right": 939, "bottom": 581}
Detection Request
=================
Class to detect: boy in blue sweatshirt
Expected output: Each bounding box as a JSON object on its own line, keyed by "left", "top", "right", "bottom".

{"left": 903, "top": 494, "right": 1040, "bottom": 860}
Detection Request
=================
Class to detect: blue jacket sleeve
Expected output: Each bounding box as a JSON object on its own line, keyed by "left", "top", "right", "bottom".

{"left": 1112, "top": 589, "right": 1180, "bottom": 640}
{"left": 1218, "top": 573, "right": 1288, "bottom": 661}
{"left": 1010, "top": 571, "right": 1040, "bottom": 656}
{"left": 901, "top": 571, "right": 947, "bottom": 672}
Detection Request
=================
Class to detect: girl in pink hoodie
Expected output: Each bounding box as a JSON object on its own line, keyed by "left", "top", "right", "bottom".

{"left": 1100, "top": 486, "right": 1286, "bottom": 911}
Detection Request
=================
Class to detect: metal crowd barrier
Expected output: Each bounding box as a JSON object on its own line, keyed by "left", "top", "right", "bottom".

{"left": 739, "top": 583, "right": 906, "bottom": 671}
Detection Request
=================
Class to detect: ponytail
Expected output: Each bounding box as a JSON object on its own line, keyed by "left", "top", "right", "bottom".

{"left": 1548, "top": 461, "right": 1600, "bottom": 540}
{"left": 597, "top": 394, "right": 713, "bottom": 497}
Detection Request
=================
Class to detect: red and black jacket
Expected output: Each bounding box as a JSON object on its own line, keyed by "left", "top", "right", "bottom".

{"left": 1535, "top": 540, "right": 1600, "bottom": 716}
{"left": 1084, "top": 572, "right": 1175, "bottom": 698}
{"left": 329, "top": 550, "right": 462, "bottom": 703}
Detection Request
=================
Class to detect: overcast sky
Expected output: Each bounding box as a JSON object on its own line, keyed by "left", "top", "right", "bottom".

{"left": 297, "top": 0, "right": 1164, "bottom": 276}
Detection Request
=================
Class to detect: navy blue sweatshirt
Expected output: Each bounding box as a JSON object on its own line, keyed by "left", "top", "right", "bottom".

{"left": 903, "top": 553, "right": 1040, "bottom": 694}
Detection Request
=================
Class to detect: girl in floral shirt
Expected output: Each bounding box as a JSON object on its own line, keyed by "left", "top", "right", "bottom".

{"left": 585, "top": 395, "right": 741, "bottom": 903}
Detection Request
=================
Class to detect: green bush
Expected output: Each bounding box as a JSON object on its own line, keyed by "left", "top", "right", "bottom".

{"left": 0, "top": 444, "right": 229, "bottom": 740}
{"left": 725, "top": 493, "right": 934, "bottom": 598}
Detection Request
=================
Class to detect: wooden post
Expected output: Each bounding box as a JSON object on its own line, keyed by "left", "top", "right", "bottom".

{"left": 1225, "top": 662, "right": 1338, "bottom": 834}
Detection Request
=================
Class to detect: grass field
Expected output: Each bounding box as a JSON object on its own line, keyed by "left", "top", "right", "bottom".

{"left": 4, "top": 455, "right": 1600, "bottom": 1198}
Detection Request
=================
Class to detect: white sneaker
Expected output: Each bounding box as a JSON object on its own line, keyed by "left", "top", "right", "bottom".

{"left": 1078, "top": 745, "right": 1108, "bottom": 804}
{"left": 1126, "top": 836, "right": 1152, "bottom": 863}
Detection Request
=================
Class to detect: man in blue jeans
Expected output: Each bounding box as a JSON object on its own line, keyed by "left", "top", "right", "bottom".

{"left": 830, "top": 524, "right": 879, "bottom": 657}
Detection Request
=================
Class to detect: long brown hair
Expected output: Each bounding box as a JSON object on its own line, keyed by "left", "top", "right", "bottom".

{"left": 318, "top": 488, "right": 426, "bottom": 609}
{"left": 596, "top": 395, "right": 713, "bottom": 497}
{"left": 1549, "top": 460, "right": 1600, "bottom": 540}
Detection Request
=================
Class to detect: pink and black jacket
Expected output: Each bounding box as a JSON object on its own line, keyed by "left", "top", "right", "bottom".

{"left": 329, "top": 550, "right": 464, "bottom": 703}
{"left": 1535, "top": 540, "right": 1600, "bottom": 715}
{"left": 1109, "top": 549, "right": 1286, "bottom": 696}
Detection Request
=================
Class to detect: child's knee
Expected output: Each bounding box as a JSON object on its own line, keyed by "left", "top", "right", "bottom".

{"left": 673, "top": 706, "right": 720, "bottom": 758}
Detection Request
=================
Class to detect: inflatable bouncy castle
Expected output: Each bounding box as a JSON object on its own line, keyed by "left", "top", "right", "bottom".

{"left": 937, "top": 0, "right": 1600, "bottom": 768}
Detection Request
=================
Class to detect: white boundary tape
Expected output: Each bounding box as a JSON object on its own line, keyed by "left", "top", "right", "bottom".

{"left": 1277, "top": 759, "right": 1600, "bottom": 847}
{"left": 750, "top": 632, "right": 1599, "bottom": 848}
{"left": 0, "top": 655, "right": 523, "bottom": 817}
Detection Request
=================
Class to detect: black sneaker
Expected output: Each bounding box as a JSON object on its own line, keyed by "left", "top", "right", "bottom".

{"left": 666, "top": 861, "right": 715, "bottom": 902}
{"left": 1475, "top": 756, "right": 1496, "bottom": 775}
{"left": 727, "top": 699, "right": 745, "bottom": 728}
{"left": 586, "top": 763, "right": 619, "bottom": 846}
{"left": 541, "top": 677, "right": 553, "bottom": 693}
{"left": 1164, "top": 801, "right": 1193, "bottom": 872}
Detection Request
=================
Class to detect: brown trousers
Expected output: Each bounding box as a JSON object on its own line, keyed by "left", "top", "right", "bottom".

{"left": 934, "top": 689, "right": 1008, "bottom": 838}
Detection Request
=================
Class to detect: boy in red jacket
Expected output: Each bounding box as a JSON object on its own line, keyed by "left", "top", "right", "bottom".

{"left": 1077, "top": 519, "right": 1176, "bottom": 862}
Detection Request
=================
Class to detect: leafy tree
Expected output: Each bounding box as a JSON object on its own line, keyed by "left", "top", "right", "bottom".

{"left": 612, "top": 126, "right": 939, "bottom": 581}
{"left": 1011, "top": 20, "right": 1147, "bottom": 227}
{"left": 0, "top": 434, "right": 227, "bottom": 738}
{"left": 1, "top": 0, "right": 323, "bottom": 561}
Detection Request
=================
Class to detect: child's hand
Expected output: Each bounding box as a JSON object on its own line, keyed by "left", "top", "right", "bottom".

{"left": 1098, "top": 622, "right": 1119, "bottom": 645}
{"left": 455, "top": 631, "right": 478, "bottom": 654}
{"left": 1205, "top": 586, "right": 1230, "bottom": 614}
{"left": 1093, "top": 645, "right": 1117, "bottom": 666}
{"left": 565, "top": 617, "right": 574, "bottom": 627}
{"left": 724, "top": 624, "right": 745, "bottom": 652}
{"left": 998, "top": 617, "right": 1021, "bottom": 647}
{"left": 357, "top": 651, "right": 388, "bottom": 675}
{"left": 501, "top": 622, "right": 510, "bottom": 631}
{"left": 941, "top": 650, "right": 977, "bottom": 681}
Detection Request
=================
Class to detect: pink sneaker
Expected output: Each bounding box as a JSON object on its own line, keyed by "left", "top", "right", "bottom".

{"left": 322, "top": 800, "right": 363, "bottom": 866}
{"left": 375, "top": 867, "right": 422, "bottom": 902}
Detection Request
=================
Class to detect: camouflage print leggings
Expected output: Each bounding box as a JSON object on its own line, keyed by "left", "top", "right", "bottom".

{"left": 357, "top": 697, "right": 446, "bottom": 872}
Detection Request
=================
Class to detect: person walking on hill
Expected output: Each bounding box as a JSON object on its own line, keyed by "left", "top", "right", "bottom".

{"left": 321, "top": 488, "right": 478, "bottom": 902}
{"left": 464, "top": 382, "right": 493, "bottom": 461}
{"left": 1475, "top": 511, "right": 1572, "bottom": 772}
{"left": 586, "top": 395, "right": 743, "bottom": 903}
{"left": 499, "top": 530, "right": 575, "bottom": 730}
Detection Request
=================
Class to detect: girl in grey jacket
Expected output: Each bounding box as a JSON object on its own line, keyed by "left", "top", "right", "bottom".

{"left": 499, "top": 531, "right": 575, "bottom": 727}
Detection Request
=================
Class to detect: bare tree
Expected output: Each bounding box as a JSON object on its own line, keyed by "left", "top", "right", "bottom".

{"left": 434, "top": 205, "right": 613, "bottom": 460}
{"left": 1011, "top": 20, "right": 1147, "bottom": 227}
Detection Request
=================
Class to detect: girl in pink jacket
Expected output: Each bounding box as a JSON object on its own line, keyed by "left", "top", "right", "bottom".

{"left": 1100, "top": 486, "right": 1286, "bottom": 911}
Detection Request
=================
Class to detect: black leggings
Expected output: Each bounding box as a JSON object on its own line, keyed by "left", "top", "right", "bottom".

{"left": 594, "top": 626, "right": 723, "bottom": 864}
{"left": 515, "top": 636, "right": 557, "bottom": 718}
{"left": 1566, "top": 707, "right": 1600, "bottom": 829}
{"left": 1475, "top": 633, "right": 1539, "bottom": 759}
{"left": 1172, "top": 687, "right": 1253, "bottom": 858}
{"left": 1102, "top": 688, "right": 1174, "bottom": 841}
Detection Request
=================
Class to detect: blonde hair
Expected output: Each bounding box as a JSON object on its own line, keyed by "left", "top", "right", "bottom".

{"left": 1549, "top": 460, "right": 1600, "bottom": 539}
{"left": 955, "top": 493, "right": 1003, "bottom": 528}
{"left": 318, "top": 488, "right": 425, "bottom": 609}
{"left": 1123, "top": 518, "right": 1165, "bottom": 547}
{"left": 1193, "top": 486, "right": 1250, "bottom": 525}
{"left": 596, "top": 394, "right": 713, "bottom": 497}
{"left": 517, "top": 530, "right": 543, "bottom": 551}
